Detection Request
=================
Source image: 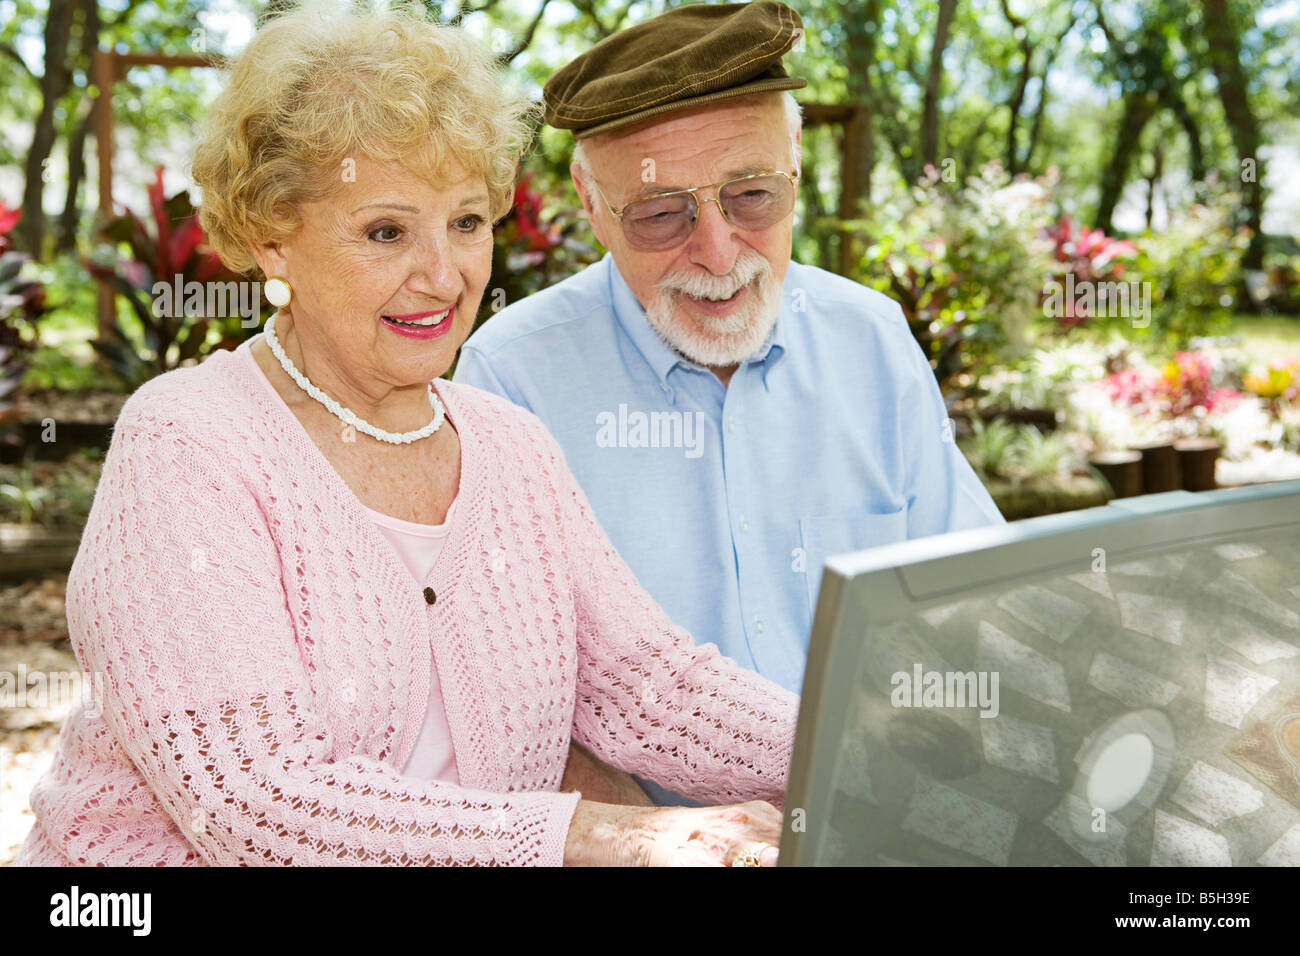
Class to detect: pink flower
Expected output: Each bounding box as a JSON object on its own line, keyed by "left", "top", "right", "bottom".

{"left": 1204, "top": 388, "right": 1242, "bottom": 414}
{"left": 0, "top": 202, "right": 21, "bottom": 236}
{"left": 1103, "top": 367, "right": 1159, "bottom": 406}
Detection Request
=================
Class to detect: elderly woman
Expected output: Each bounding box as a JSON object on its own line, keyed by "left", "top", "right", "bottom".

{"left": 14, "top": 3, "right": 797, "bottom": 867}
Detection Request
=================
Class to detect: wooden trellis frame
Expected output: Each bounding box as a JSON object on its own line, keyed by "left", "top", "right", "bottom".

{"left": 799, "top": 102, "right": 869, "bottom": 276}
{"left": 92, "top": 47, "right": 222, "bottom": 340}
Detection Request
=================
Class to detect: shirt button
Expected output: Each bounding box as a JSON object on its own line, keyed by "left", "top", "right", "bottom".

{"left": 728, "top": 417, "right": 736, "bottom": 433}
{"left": 740, "top": 519, "right": 750, "bottom": 534}
{"left": 754, "top": 618, "right": 765, "bottom": 634}
{"left": 423, "top": 587, "right": 437, "bottom": 605}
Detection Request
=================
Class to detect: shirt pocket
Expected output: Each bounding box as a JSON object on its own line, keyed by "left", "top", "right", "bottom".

{"left": 798, "top": 508, "right": 910, "bottom": 618}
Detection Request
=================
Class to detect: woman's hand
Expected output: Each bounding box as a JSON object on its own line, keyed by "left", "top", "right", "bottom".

{"left": 563, "top": 799, "right": 783, "bottom": 866}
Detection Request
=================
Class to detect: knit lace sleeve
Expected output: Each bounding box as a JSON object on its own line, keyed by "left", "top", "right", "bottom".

{"left": 69, "top": 418, "right": 578, "bottom": 865}
{"left": 538, "top": 430, "right": 799, "bottom": 807}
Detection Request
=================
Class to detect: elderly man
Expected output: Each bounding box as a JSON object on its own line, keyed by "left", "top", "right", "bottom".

{"left": 457, "top": 0, "right": 1004, "bottom": 804}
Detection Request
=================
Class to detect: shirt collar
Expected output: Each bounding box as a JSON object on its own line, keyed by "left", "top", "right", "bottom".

{"left": 606, "top": 254, "right": 790, "bottom": 391}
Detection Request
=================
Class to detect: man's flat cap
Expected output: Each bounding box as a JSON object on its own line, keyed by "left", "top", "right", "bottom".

{"left": 544, "top": 0, "right": 807, "bottom": 140}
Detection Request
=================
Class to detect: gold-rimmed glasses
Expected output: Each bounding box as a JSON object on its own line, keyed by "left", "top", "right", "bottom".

{"left": 590, "top": 171, "right": 799, "bottom": 251}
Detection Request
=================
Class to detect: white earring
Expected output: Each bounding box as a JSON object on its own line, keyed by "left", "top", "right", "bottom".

{"left": 265, "top": 277, "right": 292, "bottom": 308}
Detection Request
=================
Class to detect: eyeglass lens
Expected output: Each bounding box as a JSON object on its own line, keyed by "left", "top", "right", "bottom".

{"left": 621, "top": 174, "right": 795, "bottom": 250}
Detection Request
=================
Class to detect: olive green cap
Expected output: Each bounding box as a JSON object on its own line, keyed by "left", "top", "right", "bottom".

{"left": 543, "top": 0, "right": 807, "bottom": 140}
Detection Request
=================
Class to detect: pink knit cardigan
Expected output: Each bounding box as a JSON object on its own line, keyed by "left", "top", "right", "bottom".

{"left": 16, "top": 336, "right": 797, "bottom": 866}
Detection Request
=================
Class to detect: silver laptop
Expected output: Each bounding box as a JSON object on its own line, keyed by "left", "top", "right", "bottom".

{"left": 780, "top": 480, "right": 1300, "bottom": 866}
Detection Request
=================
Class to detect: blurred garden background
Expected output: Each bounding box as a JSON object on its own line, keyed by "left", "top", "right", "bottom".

{"left": 0, "top": 0, "right": 1297, "bottom": 860}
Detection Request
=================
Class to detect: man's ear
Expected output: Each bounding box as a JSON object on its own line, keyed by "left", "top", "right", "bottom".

{"left": 570, "top": 162, "right": 595, "bottom": 218}
{"left": 793, "top": 124, "right": 803, "bottom": 175}
{"left": 571, "top": 161, "right": 609, "bottom": 249}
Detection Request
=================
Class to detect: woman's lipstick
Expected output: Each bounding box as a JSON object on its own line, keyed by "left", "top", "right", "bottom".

{"left": 381, "top": 306, "right": 454, "bottom": 339}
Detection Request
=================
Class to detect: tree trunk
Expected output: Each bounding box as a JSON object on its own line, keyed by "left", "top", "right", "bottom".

{"left": 999, "top": 0, "right": 1034, "bottom": 175}
{"left": 921, "top": 0, "right": 957, "bottom": 171}
{"left": 798, "top": 130, "right": 831, "bottom": 271}
{"left": 1096, "top": 90, "right": 1157, "bottom": 234}
{"left": 1200, "top": 0, "right": 1265, "bottom": 269}
{"left": 19, "top": 0, "right": 77, "bottom": 257}
{"left": 1022, "top": 76, "right": 1049, "bottom": 172}
{"left": 869, "top": 67, "right": 915, "bottom": 181}
{"left": 960, "top": 106, "right": 995, "bottom": 176}
{"left": 1145, "top": 144, "right": 1163, "bottom": 231}
{"left": 56, "top": 0, "right": 99, "bottom": 254}
{"left": 1022, "top": 18, "right": 1074, "bottom": 173}
{"left": 56, "top": 106, "right": 93, "bottom": 253}
{"left": 1161, "top": 85, "right": 1206, "bottom": 188}
{"left": 836, "top": 0, "right": 881, "bottom": 277}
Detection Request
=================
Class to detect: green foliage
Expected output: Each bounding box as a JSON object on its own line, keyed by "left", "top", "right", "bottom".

{"left": 0, "top": 447, "right": 101, "bottom": 527}
{"left": 10, "top": 251, "right": 130, "bottom": 391}
{"left": 978, "top": 340, "right": 1119, "bottom": 413}
{"left": 1015, "top": 424, "right": 1071, "bottom": 480}
{"left": 0, "top": 465, "right": 49, "bottom": 524}
{"left": 21, "top": 343, "right": 120, "bottom": 391}
{"left": 855, "top": 162, "right": 1057, "bottom": 388}
{"left": 1132, "top": 184, "right": 1252, "bottom": 346}
{"left": 962, "top": 417, "right": 1076, "bottom": 484}
{"left": 854, "top": 156, "right": 1267, "bottom": 392}
{"left": 962, "top": 416, "right": 1019, "bottom": 481}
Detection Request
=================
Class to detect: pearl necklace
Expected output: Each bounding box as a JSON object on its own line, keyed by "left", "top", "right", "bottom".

{"left": 263, "top": 310, "right": 445, "bottom": 445}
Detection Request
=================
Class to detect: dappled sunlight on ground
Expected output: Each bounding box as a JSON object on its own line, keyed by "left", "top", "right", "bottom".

{"left": 0, "top": 574, "right": 75, "bottom": 866}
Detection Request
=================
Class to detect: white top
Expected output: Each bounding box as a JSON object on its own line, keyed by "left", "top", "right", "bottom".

{"left": 364, "top": 496, "right": 461, "bottom": 784}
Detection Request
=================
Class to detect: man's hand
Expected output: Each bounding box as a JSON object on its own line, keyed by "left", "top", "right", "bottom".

{"left": 560, "top": 740, "right": 655, "bottom": 806}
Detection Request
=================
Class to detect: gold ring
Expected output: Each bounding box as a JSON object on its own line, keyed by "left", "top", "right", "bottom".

{"left": 730, "top": 844, "right": 768, "bottom": 867}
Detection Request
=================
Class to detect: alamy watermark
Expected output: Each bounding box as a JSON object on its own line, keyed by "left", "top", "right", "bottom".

{"left": 890, "top": 664, "right": 1000, "bottom": 719}
{"left": 1042, "top": 273, "right": 1151, "bottom": 329}
{"left": 0, "top": 664, "right": 104, "bottom": 718}
{"left": 49, "top": 886, "right": 150, "bottom": 936}
{"left": 152, "top": 274, "right": 263, "bottom": 327}
{"left": 595, "top": 404, "right": 707, "bottom": 459}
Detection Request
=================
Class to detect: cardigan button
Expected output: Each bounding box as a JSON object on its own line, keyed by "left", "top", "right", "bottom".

{"left": 423, "top": 586, "right": 437, "bottom": 605}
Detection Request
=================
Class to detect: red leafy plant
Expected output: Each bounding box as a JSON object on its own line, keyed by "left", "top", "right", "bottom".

{"left": 85, "top": 167, "right": 253, "bottom": 387}
{"left": 0, "top": 202, "right": 50, "bottom": 422}
{"left": 1043, "top": 216, "right": 1140, "bottom": 329}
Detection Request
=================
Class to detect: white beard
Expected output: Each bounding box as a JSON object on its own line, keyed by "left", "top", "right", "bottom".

{"left": 643, "top": 250, "right": 782, "bottom": 368}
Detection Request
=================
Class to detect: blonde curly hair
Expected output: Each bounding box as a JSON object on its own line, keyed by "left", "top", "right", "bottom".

{"left": 192, "top": 0, "right": 535, "bottom": 276}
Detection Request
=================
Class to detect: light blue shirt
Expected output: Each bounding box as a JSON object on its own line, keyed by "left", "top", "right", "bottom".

{"left": 455, "top": 254, "right": 1005, "bottom": 695}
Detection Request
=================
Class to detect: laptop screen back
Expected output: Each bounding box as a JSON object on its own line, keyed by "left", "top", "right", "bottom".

{"left": 780, "top": 481, "right": 1300, "bottom": 866}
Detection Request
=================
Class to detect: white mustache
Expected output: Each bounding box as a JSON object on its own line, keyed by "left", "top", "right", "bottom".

{"left": 657, "top": 252, "right": 772, "bottom": 301}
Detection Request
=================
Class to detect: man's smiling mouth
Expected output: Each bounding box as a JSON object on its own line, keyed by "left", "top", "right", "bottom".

{"left": 690, "top": 290, "right": 739, "bottom": 303}
{"left": 679, "top": 282, "right": 752, "bottom": 313}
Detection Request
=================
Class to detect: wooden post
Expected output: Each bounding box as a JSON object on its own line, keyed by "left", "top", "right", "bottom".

{"left": 800, "top": 103, "right": 857, "bottom": 276}
{"left": 837, "top": 105, "right": 865, "bottom": 278}
{"left": 1089, "top": 450, "right": 1143, "bottom": 499}
{"left": 1129, "top": 440, "right": 1181, "bottom": 494}
{"left": 1174, "top": 438, "right": 1220, "bottom": 491}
